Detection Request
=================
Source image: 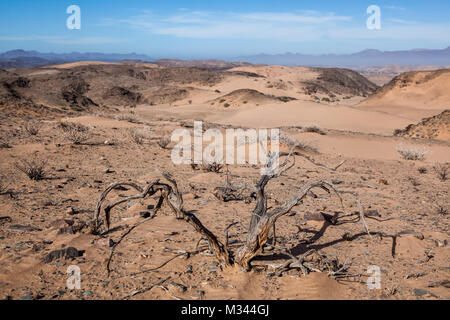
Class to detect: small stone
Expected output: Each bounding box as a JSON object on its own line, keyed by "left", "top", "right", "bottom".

{"left": 83, "top": 291, "right": 93, "bottom": 296}
{"left": 44, "top": 247, "right": 83, "bottom": 264}
{"left": 20, "top": 296, "right": 33, "bottom": 301}
{"left": 413, "top": 288, "right": 428, "bottom": 297}
{"left": 138, "top": 211, "right": 151, "bottom": 219}
{"left": 66, "top": 207, "right": 76, "bottom": 215}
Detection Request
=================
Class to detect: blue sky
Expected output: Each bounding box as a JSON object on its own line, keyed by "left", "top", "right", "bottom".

{"left": 1, "top": 0, "right": 449, "bottom": 59}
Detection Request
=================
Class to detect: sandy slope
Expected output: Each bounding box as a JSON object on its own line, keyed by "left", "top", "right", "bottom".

{"left": 358, "top": 70, "right": 450, "bottom": 121}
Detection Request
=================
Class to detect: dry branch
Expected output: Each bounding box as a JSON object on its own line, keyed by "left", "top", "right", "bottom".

{"left": 93, "top": 151, "right": 372, "bottom": 275}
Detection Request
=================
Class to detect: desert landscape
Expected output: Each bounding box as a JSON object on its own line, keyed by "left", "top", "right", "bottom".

{"left": 0, "top": 58, "right": 448, "bottom": 301}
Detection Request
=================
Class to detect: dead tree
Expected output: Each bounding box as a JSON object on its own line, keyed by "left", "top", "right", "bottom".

{"left": 91, "top": 150, "right": 367, "bottom": 273}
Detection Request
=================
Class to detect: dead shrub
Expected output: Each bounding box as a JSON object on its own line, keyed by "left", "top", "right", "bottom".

{"left": 279, "top": 132, "right": 317, "bottom": 153}
{"left": 201, "top": 162, "right": 224, "bottom": 173}
{"left": 157, "top": 137, "right": 171, "bottom": 149}
{"left": 437, "top": 205, "right": 448, "bottom": 216}
{"left": 303, "top": 125, "right": 326, "bottom": 135}
{"left": 24, "top": 120, "right": 42, "bottom": 136}
{"left": 58, "top": 121, "right": 91, "bottom": 144}
{"left": 397, "top": 145, "right": 428, "bottom": 161}
{"left": 116, "top": 113, "right": 142, "bottom": 124}
{"left": 15, "top": 158, "right": 47, "bottom": 181}
{"left": 433, "top": 163, "right": 449, "bottom": 181}
{"left": 128, "top": 128, "right": 152, "bottom": 145}
{"left": 417, "top": 167, "right": 428, "bottom": 174}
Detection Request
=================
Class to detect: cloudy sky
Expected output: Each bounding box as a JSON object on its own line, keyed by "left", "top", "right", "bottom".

{"left": 1, "top": 0, "right": 449, "bottom": 58}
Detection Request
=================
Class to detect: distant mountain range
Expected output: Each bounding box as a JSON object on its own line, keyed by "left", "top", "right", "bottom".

{"left": 0, "top": 50, "right": 153, "bottom": 68}
{"left": 237, "top": 47, "right": 450, "bottom": 67}
{"left": 1, "top": 47, "right": 450, "bottom": 69}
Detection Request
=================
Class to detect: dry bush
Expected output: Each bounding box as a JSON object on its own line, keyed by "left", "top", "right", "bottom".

{"left": 303, "top": 125, "right": 326, "bottom": 135}
{"left": 437, "top": 205, "right": 448, "bottom": 216}
{"left": 128, "top": 128, "right": 152, "bottom": 145}
{"left": 397, "top": 145, "right": 428, "bottom": 161}
{"left": 116, "top": 113, "right": 142, "bottom": 124}
{"left": 417, "top": 167, "right": 428, "bottom": 174}
{"left": 15, "top": 158, "right": 47, "bottom": 181}
{"left": 201, "top": 162, "right": 224, "bottom": 173}
{"left": 157, "top": 137, "right": 171, "bottom": 149}
{"left": 92, "top": 151, "right": 369, "bottom": 277}
{"left": 433, "top": 163, "right": 449, "bottom": 181}
{"left": 279, "top": 132, "right": 317, "bottom": 153}
{"left": 24, "top": 120, "right": 42, "bottom": 136}
{"left": 58, "top": 121, "right": 91, "bottom": 144}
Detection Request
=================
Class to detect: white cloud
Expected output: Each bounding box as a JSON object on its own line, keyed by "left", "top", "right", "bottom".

{"left": 119, "top": 10, "right": 353, "bottom": 40}
{"left": 114, "top": 9, "right": 450, "bottom": 44}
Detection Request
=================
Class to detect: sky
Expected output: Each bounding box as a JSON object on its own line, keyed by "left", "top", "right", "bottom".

{"left": 0, "top": 0, "right": 449, "bottom": 59}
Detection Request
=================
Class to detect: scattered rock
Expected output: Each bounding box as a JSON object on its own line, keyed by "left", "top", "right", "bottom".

{"left": 138, "top": 211, "right": 151, "bottom": 219}
{"left": 44, "top": 247, "right": 84, "bottom": 263}
{"left": 413, "top": 288, "right": 428, "bottom": 297}
{"left": 8, "top": 224, "right": 42, "bottom": 233}
{"left": 364, "top": 209, "right": 381, "bottom": 217}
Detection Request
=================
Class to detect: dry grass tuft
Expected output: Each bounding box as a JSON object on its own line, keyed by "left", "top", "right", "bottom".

{"left": 24, "top": 120, "right": 42, "bottom": 136}
{"left": 433, "top": 163, "right": 449, "bottom": 181}
{"left": 57, "top": 121, "right": 91, "bottom": 144}
{"left": 128, "top": 128, "right": 152, "bottom": 145}
{"left": 397, "top": 144, "right": 428, "bottom": 161}
{"left": 157, "top": 137, "right": 171, "bottom": 149}
{"left": 201, "top": 162, "right": 224, "bottom": 173}
{"left": 15, "top": 158, "right": 48, "bottom": 181}
{"left": 303, "top": 125, "right": 326, "bottom": 135}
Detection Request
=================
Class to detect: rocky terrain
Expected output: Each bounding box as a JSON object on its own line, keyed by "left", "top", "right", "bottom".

{"left": 0, "top": 62, "right": 448, "bottom": 301}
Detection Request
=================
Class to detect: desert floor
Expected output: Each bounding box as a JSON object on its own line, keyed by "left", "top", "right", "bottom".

{"left": 0, "top": 64, "right": 448, "bottom": 300}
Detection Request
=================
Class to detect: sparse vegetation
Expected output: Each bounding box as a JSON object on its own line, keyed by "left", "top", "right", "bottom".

{"left": 157, "top": 137, "right": 171, "bottom": 149}
{"left": 128, "top": 128, "right": 152, "bottom": 145}
{"left": 303, "top": 125, "right": 326, "bottom": 135}
{"left": 23, "top": 120, "right": 42, "bottom": 136}
{"left": 15, "top": 158, "right": 47, "bottom": 181}
{"left": 418, "top": 166, "right": 428, "bottom": 174}
{"left": 224, "top": 103, "right": 230, "bottom": 108}
{"left": 397, "top": 144, "right": 428, "bottom": 160}
{"left": 58, "top": 121, "right": 91, "bottom": 145}
{"left": 201, "top": 162, "right": 224, "bottom": 173}
{"left": 437, "top": 205, "right": 448, "bottom": 216}
{"left": 116, "top": 113, "right": 142, "bottom": 124}
{"left": 433, "top": 163, "right": 449, "bottom": 181}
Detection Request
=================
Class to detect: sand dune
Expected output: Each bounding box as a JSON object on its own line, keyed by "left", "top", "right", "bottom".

{"left": 359, "top": 69, "right": 450, "bottom": 120}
